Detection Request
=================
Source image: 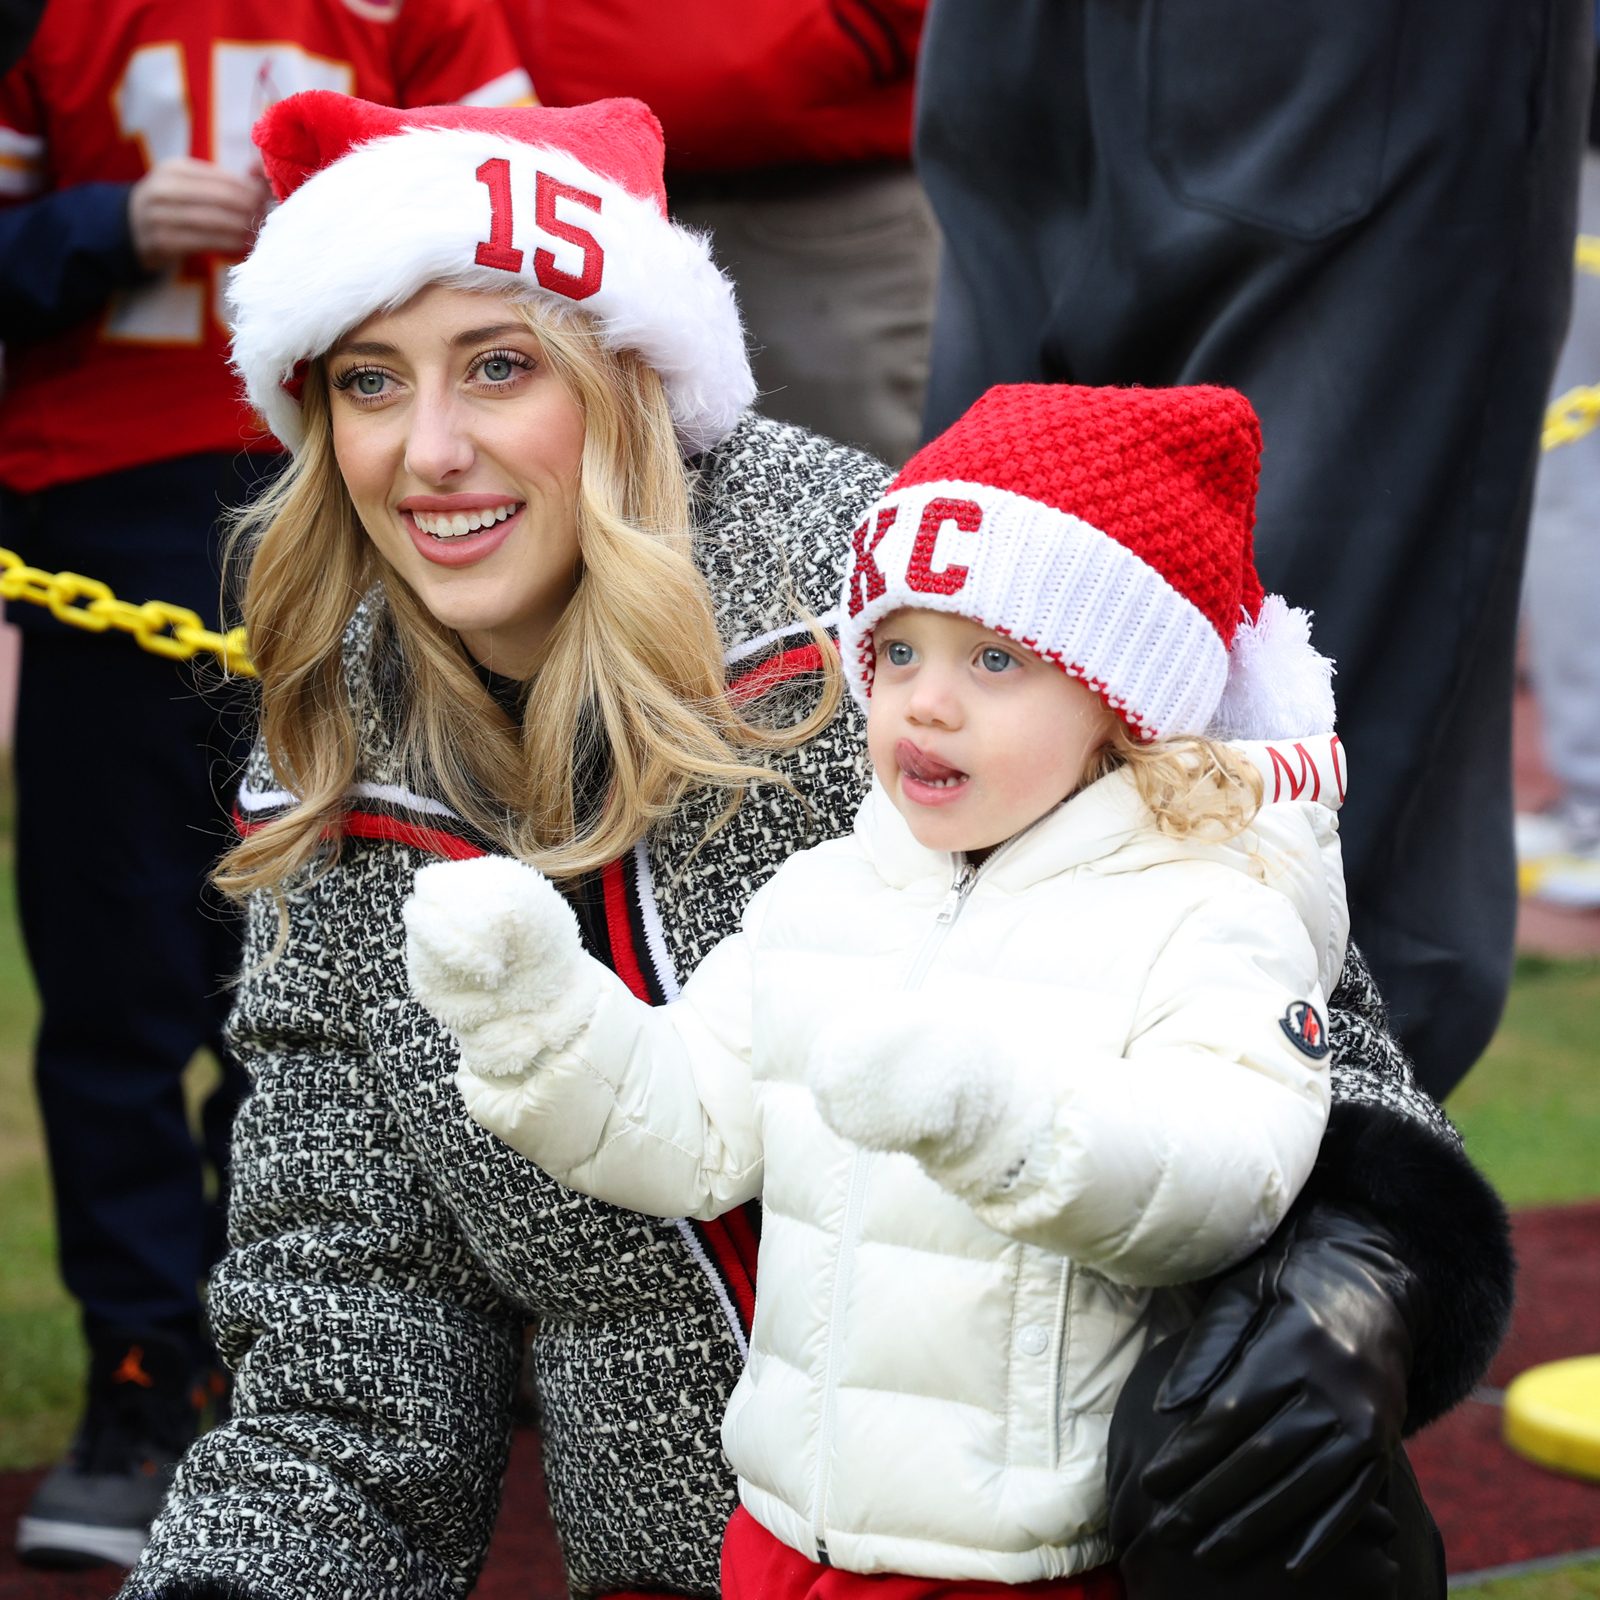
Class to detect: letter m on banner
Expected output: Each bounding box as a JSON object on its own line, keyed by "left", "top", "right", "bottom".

{"left": 1267, "top": 741, "right": 1322, "bottom": 802}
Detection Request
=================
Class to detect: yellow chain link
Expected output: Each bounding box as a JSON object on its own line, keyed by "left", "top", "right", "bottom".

{"left": 0, "top": 547, "right": 254, "bottom": 675}
{"left": 1543, "top": 385, "right": 1600, "bottom": 453}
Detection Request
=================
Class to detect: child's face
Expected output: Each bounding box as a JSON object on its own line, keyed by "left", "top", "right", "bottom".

{"left": 866, "top": 609, "right": 1115, "bottom": 860}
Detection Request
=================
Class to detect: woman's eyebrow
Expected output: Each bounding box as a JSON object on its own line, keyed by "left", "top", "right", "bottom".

{"left": 330, "top": 324, "right": 529, "bottom": 358}
{"left": 330, "top": 339, "right": 396, "bottom": 358}
{"left": 449, "top": 323, "right": 532, "bottom": 347}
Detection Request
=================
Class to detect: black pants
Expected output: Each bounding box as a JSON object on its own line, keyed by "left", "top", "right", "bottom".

{"left": 1107, "top": 1333, "right": 1445, "bottom": 1599}
{"left": 4, "top": 452, "right": 267, "bottom": 1349}
{"left": 916, "top": 0, "right": 1593, "bottom": 1096}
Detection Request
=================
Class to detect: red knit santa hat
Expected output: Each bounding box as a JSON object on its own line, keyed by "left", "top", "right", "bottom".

{"left": 228, "top": 91, "right": 753, "bottom": 456}
{"left": 839, "top": 384, "right": 1336, "bottom": 742}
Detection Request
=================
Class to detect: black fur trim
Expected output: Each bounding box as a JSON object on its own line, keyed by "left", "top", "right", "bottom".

{"left": 1295, "top": 1099, "right": 1515, "bottom": 1434}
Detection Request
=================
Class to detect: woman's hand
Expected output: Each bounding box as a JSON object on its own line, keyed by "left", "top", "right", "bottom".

{"left": 1119, "top": 1200, "right": 1423, "bottom": 1573}
{"left": 403, "top": 856, "right": 602, "bottom": 1077}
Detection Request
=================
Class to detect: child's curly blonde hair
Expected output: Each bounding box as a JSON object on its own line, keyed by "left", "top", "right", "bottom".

{"left": 1083, "top": 720, "right": 1264, "bottom": 842}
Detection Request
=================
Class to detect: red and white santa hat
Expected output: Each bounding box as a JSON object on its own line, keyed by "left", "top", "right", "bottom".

{"left": 840, "top": 383, "right": 1336, "bottom": 742}
{"left": 228, "top": 91, "right": 754, "bottom": 456}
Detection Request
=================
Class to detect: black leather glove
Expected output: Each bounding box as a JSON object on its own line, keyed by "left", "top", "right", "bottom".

{"left": 1134, "top": 1200, "right": 1425, "bottom": 1573}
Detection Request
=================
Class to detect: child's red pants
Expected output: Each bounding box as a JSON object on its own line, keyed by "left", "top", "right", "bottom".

{"left": 720, "top": 1505, "right": 1126, "bottom": 1600}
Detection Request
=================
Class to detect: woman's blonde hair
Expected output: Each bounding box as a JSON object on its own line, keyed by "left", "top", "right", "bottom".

{"left": 1083, "top": 717, "right": 1264, "bottom": 841}
{"left": 215, "top": 298, "right": 839, "bottom": 902}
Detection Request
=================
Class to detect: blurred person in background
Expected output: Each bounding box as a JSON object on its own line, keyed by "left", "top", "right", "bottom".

{"left": 917, "top": 0, "right": 1591, "bottom": 1105}
{"left": 0, "top": 0, "right": 530, "bottom": 1570}
{"left": 502, "top": 0, "right": 936, "bottom": 466}
{"left": 1519, "top": 22, "right": 1600, "bottom": 911}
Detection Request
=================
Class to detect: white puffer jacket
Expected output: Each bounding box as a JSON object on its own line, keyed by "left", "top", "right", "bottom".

{"left": 434, "top": 739, "right": 1347, "bottom": 1583}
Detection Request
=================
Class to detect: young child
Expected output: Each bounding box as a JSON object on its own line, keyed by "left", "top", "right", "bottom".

{"left": 403, "top": 383, "right": 1347, "bottom": 1598}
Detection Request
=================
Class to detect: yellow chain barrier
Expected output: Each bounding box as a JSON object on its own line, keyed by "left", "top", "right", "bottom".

{"left": 4, "top": 234, "right": 1600, "bottom": 673}
{"left": 0, "top": 547, "right": 254, "bottom": 676}
{"left": 1543, "top": 240, "right": 1600, "bottom": 452}
{"left": 1543, "top": 385, "right": 1600, "bottom": 453}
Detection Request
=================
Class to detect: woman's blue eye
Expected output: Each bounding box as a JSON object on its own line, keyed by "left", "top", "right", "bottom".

{"left": 354, "top": 371, "right": 386, "bottom": 396}
{"left": 481, "top": 356, "right": 515, "bottom": 382}
{"left": 980, "top": 647, "right": 1015, "bottom": 673}
{"left": 883, "top": 641, "right": 914, "bottom": 666}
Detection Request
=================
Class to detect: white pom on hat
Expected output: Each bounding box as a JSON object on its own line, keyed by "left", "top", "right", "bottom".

{"left": 1209, "top": 593, "right": 1337, "bottom": 742}
{"left": 228, "top": 91, "right": 754, "bottom": 456}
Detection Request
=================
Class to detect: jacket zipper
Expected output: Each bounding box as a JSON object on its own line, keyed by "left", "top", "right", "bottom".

{"left": 811, "top": 853, "right": 980, "bottom": 1561}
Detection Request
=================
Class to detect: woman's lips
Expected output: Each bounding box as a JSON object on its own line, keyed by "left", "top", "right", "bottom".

{"left": 402, "top": 504, "right": 523, "bottom": 569}
{"left": 896, "top": 739, "right": 969, "bottom": 804}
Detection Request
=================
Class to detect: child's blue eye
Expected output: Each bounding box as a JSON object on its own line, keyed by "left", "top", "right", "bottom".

{"left": 883, "top": 641, "right": 915, "bottom": 667}
{"left": 979, "top": 647, "right": 1015, "bottom": 673}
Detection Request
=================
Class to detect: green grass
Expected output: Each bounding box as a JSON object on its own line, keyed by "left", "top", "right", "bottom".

{"left": 0, "top": 1158, "right": 81, "bottom": 1469}
{"left": 0, "top": 806, "right": 82, "bottom": 1473}
{"left": 1446, "top": 955, "right": 1600, "bottom": 1207}
{"left": 1454, "top": 1560, "right": 1600, "bottom": 1597}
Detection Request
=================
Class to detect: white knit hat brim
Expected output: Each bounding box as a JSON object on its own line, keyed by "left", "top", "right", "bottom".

{"left": 228, "top": 126, "right": 754, "bottom": 455}
{"left": 840, "top": 480, "right": 1231, "bottom": 741}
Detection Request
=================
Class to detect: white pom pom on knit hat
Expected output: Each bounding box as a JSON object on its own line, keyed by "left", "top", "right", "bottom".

{"left": 837, "top": 382, "right": 1336, "bottom": 743}
{"left": 227, "top": 91, "right": 754, "bottom": 457}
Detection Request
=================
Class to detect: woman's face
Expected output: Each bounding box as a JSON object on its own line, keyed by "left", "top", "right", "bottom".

{"left": 328, "top": 284, "right": 586, "bottom": 680}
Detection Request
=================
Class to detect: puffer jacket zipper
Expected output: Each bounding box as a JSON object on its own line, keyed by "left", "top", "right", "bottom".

{"left": 810, "top": 852, "right": 981, "bottom": 1561}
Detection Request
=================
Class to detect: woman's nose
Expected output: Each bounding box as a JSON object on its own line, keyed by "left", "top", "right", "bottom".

{"left": 404, "top": 389, "right": 474, "bottom": 482}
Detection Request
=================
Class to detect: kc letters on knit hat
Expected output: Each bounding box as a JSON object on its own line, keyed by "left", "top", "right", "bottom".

{"left": 228, "top": 92, "right": 754, "bottom": 456}
{"left": 839, "top": 383, "right": 1336, "bottom": 743}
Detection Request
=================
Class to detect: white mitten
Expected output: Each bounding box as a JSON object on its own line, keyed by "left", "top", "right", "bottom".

{"left": 403, "top": 856, "right": 604, "bottom": 1077}
{"left": 810, "top": 996, "right": 1049, "bottom": 1201}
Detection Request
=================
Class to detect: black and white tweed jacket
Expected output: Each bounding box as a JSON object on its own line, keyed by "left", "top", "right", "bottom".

{"left": 121, "top": 416, "right": 1511, "bottom": 1600}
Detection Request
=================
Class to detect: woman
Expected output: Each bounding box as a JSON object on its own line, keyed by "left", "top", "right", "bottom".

{"left": 121, "top": 92, "right": 1509, "bottom": 1600}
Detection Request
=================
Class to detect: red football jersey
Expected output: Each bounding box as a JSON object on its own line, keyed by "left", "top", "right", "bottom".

{"left": 0, "top": 0, "right": 533, "bottom": 491}
{"left": 505, "top": 0, "right": 924, "bottom": 173}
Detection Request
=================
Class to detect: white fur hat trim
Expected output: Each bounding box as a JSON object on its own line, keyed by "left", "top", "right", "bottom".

{"left": 228, "top": 126, "right": 754, "bottom": 455}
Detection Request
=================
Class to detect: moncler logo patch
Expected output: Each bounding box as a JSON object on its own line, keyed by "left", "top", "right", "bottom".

{"left": 1280, "top": 1000, "right": 1329, "bottom": 1059}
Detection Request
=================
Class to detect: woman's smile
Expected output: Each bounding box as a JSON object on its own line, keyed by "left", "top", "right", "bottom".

{"left": 400, "top": 493, "right": 527, "bottom": 568}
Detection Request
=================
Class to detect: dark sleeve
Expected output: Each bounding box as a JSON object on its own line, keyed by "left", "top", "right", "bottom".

{"left": 119, "top": 1586, "right": 252, "bottom": 1600}
{"left": 1308, "top": 943, "right": 1515, "bottom": 1433}
{"left": 0, "top": 180, "right": 148, "bottom": 341}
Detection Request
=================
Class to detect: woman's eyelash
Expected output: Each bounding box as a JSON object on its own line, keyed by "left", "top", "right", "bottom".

{"left": 475, "top": 347, "right": 536, "bottom": 374}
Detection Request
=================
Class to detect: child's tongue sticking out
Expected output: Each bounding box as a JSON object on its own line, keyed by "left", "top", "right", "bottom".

{"left": 897, "top": 740, "right": 966, "bottom": 786}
